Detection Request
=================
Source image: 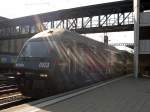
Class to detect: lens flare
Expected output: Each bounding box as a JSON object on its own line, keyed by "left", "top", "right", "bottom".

{"left": 33, "top": 15, "right": 45, "bottom": 32}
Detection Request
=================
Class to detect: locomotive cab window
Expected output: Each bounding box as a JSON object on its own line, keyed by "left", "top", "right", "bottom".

{"left": 20, "top": 40, "right": 57, "bottom": 58}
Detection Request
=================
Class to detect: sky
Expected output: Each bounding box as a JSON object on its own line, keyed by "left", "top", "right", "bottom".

{"left": 0, "top": 0, "right": 121, "bottom": 18}
{"left": 0, "top": 0, "right": 134, "bottom": 51}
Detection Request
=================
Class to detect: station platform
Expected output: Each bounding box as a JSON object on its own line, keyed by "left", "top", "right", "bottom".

{"left": 2, "top": 75, "right": 150, "bottom": 112}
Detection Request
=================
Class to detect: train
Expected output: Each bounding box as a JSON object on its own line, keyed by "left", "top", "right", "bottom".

{"left": 0, "top": 38, "right": 27, "bottom": 72}
{"left": 0, "top": 52, "right": 16, "bottom": 73}
{"left": 14, "top": 29, "right": 133, "bottom": 98}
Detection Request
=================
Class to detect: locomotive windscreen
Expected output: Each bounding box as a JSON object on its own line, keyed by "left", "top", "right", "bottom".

{"left": 20, "top": 40, "right": 56, "bottom": 58}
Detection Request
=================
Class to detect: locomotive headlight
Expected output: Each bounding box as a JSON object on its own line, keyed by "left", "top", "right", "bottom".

{"left": 40, "top": 74, "right": 48, "bottom": 78}
{"left": 16, "top": 72, "right": 22, "bottom": 75}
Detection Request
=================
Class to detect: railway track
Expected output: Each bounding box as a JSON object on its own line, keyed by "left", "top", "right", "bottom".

{"left": 0, "top": 93, "right": 29, "bottom": 110}
{"left": 0, "top": 73, "right": 16, "bottom": 85}
{"left": 0, "top": 84, "right": 19, "bottom": 95}
{"left": 0, "top": 74, "right": 26, "bottom": 109}
{"left": 0, "top": 85, "right": 17, "bottom": 90}
{"left": 0, "top": 84, "right": 32, "bottom": 110}
{"left": 0, "top": 84, "right": 22, "bottom": 109}
{"left": 0, "top": 93, "right": 23, "bottom": 106}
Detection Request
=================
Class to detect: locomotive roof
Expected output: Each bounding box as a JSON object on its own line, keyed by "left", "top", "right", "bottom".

{"left": 28, "top": 29, "right": 118, "bottom": 52}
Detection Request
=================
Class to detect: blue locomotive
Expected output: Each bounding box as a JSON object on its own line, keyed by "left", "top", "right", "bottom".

{"left": 0, "top": 53, "right": 16, "bottom": 73}
{"left": 15, "top": 29, "right": 133, "bottom": 98}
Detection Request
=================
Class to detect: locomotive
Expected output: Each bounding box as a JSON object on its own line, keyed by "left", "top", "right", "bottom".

{"left": 15, "top": 29, "right": 133, "bottom": 98}
{"left": 0, "top": 38, "right": 27, "bottom": 72}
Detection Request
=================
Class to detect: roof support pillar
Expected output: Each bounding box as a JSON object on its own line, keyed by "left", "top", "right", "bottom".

{"left": 134, "top": 0, "right": 140, "bottom": 78}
